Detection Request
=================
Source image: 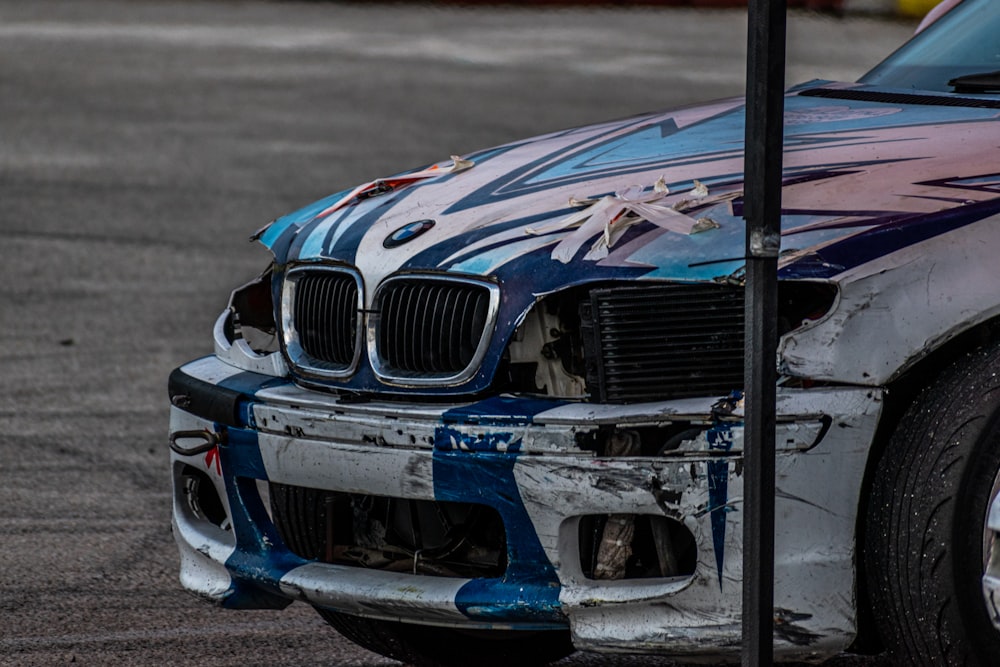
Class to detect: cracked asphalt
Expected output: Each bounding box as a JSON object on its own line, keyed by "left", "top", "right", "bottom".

{"left": 0, "top": 1, "right": 914, "bottom": 664}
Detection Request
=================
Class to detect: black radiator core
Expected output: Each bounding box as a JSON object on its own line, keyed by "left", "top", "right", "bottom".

{"left": 581, "top": 284, "right": 745, "bottom": 403}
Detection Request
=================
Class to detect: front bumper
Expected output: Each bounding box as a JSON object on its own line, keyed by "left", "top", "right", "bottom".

{"left": 169, "top": 354, "right": 882, "bottom": 662}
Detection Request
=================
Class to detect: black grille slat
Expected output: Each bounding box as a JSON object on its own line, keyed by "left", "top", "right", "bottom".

{"left": 603, "top": 356, "right": 745, "bottom": 368}
{"left": 428, "top": 287, "right": 446, "bottom": 371}
{"left": 415, "top": 284, "right": 431, "bottom": 373}
{"left": 381, "top": 282, "right": 403, "bottom": 371}
{"left": 376, "top": 279, "right": 491, "bottom": 377}
{"left": 582, "top": 284, "right": 745, "bottom": 403}
{"left": 291, "top": 272, "right": 359, "bottom": 370}
{"left": 336, "top": 278, "right": 354, "bottom": 362}
{"left": 601, "top": 332, "right": 745, "bottom": 345}
{"left": 286, "top": 271, "right": 493, "bottom": 382}
{"left": 451, "top": 289, "right": 470, "bottom": 370}
{"left": 404, "top": 283, "right": 420, "bottom": 371}
{"left": 447, "top": 288, "right": 466, "bottom": 371}
{"left": 457, "top": 290, "right": 476, "bottom": 369}
{"left": 317, "top": 277, "right": 332, "bottom": 362}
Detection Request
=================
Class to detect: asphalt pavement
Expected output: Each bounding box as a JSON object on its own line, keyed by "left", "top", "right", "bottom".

{"left": 0, "top": 1, "right": 914, "bottom": 664}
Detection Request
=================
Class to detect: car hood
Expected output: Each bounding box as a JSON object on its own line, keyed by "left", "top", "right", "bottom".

{"left": 260, "top": 82, "right": 1000, "bottom": 300}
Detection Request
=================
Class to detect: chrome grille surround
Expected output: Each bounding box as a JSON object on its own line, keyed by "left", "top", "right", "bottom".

{"left": 281, "top": 265, "right": 364, "bottom": 379}
{"left": 368, "top": 275, "right": 500, "bottom": 387}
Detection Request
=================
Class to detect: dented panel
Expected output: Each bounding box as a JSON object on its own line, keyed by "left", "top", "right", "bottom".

{"left": 213, "top": 86, "right": 1000, "bottom": 400}
{"left": 170, "top": 355, "right": 881, "bottom": 659}
{"left": 169, "top": 15, "right": 1000, "bottom": 660}
{"left": 780, "top": 213, "right": 1000, "bottom": 384}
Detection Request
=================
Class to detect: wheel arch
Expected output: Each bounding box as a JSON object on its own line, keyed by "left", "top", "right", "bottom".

{"left": 849, "top": 315, "right": 1000, "bottom": 654}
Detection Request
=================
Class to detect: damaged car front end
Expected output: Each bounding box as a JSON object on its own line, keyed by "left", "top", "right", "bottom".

{"left": 171, "top": 279, "right": 875, "bottom": 661}
{"left": 170, "top": 1, "right": 1000, "bottom": 663}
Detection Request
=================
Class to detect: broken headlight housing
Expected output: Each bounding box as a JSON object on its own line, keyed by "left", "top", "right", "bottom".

{"left": 500, "top": 280, "right": 838, "bottom": 403}
{"left": 214, "top": 265, "right": 288, "bottom": 376}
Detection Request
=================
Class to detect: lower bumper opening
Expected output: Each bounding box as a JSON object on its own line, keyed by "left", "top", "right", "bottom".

{"left": 579, "top": 514, "right": 696, "bottom": 580}
{"left": 269, "top": 483, "right": 508, "bottom": 578}
{"left": 180, "top": 464, "right": 230, "bottom": 530}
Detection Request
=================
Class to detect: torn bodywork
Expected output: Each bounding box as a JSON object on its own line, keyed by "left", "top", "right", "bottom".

{"left": 170, "top": 41, "right": 1000, "bottom": 664}
{"left": 172, "top": 339, "right": 881, "bottom": 660}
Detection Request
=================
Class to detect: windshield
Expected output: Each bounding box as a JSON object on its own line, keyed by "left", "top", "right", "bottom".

{"left": 861, "top": 0, "right": 1000, "bottom": 92}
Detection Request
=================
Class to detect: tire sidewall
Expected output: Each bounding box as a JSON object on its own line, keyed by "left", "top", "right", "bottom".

{"left": 953, "top": 400, "right": 1000, "bottom": 663}
{"left": 867, "top": 345, "right": 1000, "bottom": 665}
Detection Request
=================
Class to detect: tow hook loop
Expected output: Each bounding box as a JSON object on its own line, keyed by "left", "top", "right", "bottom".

{"left": 170, "top": 429, "right": 221, "bottom": 456}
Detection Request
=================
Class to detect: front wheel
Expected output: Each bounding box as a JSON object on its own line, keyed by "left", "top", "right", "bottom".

{"left": 866, "top": 344, "right": 1000, "bottom": 665}
{"left": 316, "top": 608, "right": 575, "bottom": 667}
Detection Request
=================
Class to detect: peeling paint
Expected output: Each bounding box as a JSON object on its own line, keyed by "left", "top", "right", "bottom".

{"left": 434, "top": 425, "right": 521, "bottom": 453}
{"left": 175, "top": 300, "right": 884, "bottom": 659}
{"left": 164, "top": 21, "right": 1000, "bottom": 660}
{"left": 774, "top": 608, "right": 822, "bottom": 646}
{"left": 706, "top": 424, "right": 737, "bottom": 589}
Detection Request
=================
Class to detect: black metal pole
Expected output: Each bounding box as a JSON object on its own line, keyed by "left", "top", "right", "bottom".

{"left": 742, "top": 1, "right": 786, "bottom": 666}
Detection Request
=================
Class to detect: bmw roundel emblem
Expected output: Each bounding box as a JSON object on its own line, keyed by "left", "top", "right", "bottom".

{"left": 383, "top": 219, "right": 436, "bottom": 248}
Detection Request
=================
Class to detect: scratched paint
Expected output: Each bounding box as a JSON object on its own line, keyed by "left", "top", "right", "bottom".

{"left": 706, "top": 425, "right": 737, "bottom": 589}
{"left": 171, "top": 351, "right": 884, "bottom": 659}
{"left": 242, "top": 87, "right": 1000, "bottom": 399}
{"left": 434, "top": 449, "right": 564, "bottom": 624}
{"left": 434, "top": 425, "right": 521, "bottom": 453}
{"left": 169, "top": 46, "right": 1000, "bottom": 661}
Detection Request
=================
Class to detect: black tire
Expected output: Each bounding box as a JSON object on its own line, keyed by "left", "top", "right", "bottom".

{"left": 866, "top": 344, "right": 1000, "bottom": 665}
{"left": 316, "top": 608, "right": 575, "bottom": 667}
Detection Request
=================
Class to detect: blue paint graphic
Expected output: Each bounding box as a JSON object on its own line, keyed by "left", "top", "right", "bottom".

{"left": 433, "top": 449, "right": 564, "bottom": 626}
{"left": 441, "top": 395, "right": 564, "bottom": 426}
{"left": 258, "top": 187, "right": 353, "bottom": 251}
{"left": 217, "top": 372, "right": 289, "bottom": 396}
{"left": 217, "top": 372, "right": 290, "bottom": 427}
{"left": 218, "top": 426, "right": 306, "bottom": 609}
{"left": 434, "top": 425, "right": 521, "bottom": 453}
{"left": 706, "top": 425, "right": 737, "bottom": 589}
{"left": 781, "top": 197, "right": 1000, "bottom": 279}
